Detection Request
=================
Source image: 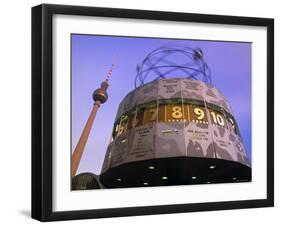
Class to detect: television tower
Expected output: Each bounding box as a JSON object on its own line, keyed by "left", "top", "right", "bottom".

{"left": 71, "top": 63, "right": 115, "bottom": 177}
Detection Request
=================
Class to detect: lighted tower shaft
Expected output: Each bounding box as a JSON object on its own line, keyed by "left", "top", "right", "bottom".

{"left": 71, "top": 64, "right": 114, "bottom": 177}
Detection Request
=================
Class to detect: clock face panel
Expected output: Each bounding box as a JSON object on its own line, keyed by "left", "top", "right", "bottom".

{"left": 112, "top": 99, "right": 239, "bottom": 139}
{"left": 189, "top": 105, "right": 208, "bottom": 124}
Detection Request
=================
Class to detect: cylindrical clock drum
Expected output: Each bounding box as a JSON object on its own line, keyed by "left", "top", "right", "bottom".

{"left": 100, "top": 78, "right": 251, "bottom": 188}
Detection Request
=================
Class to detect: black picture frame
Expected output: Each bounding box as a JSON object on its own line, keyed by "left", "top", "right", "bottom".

{"left": 31, "top": 3, "right": 274, "bottom": 222}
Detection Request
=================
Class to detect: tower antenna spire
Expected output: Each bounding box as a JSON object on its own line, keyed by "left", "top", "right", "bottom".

{"left": 105, "top": 62, "right": 115, "bottom": 82}
{"left": 71, "top": 62, "right": 116, "bottom": 177}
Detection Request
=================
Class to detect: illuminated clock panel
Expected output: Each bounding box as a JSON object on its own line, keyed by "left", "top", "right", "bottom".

{"left": 208, "top": 108, "right": 227, "bottom": 129}
{"left": 113, "top": 114, "right": 129, "bottom": 139}
{"left": 189, "top": 104, "right": 209, "bottom": 124}
{"left": 112, "top": 101, "right": 241, "bottom": 140}
{"left": 165, "top": 100, "right": 185, "bottom": 123}
{"left": 157, "top": 102, "right": 166, "bottom": 123}
{"left": 142, "top": 102, "right": 158, "bottom": 125}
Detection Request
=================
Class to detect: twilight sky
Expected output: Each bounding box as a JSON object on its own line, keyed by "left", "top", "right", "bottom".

{"left": 71, "top": 34, "right": 252, "bottom": 175}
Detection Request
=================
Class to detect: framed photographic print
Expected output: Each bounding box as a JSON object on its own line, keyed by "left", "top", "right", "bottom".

{"left": 31, "top": 4, "right": 274, "bottom": 221}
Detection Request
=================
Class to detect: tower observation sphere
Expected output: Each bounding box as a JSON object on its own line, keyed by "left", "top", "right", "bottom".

{"left": 93, "top": 81, "right": 109, "bottom": 104}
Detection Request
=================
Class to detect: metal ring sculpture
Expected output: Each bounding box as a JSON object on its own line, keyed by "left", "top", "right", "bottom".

{"left": 135, "top": 45, "right": 212, "bottom": 88}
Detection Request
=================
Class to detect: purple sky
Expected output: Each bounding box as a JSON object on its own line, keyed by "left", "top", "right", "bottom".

{"left": 71, "top": 34, "right": 252, "bottom": 175}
